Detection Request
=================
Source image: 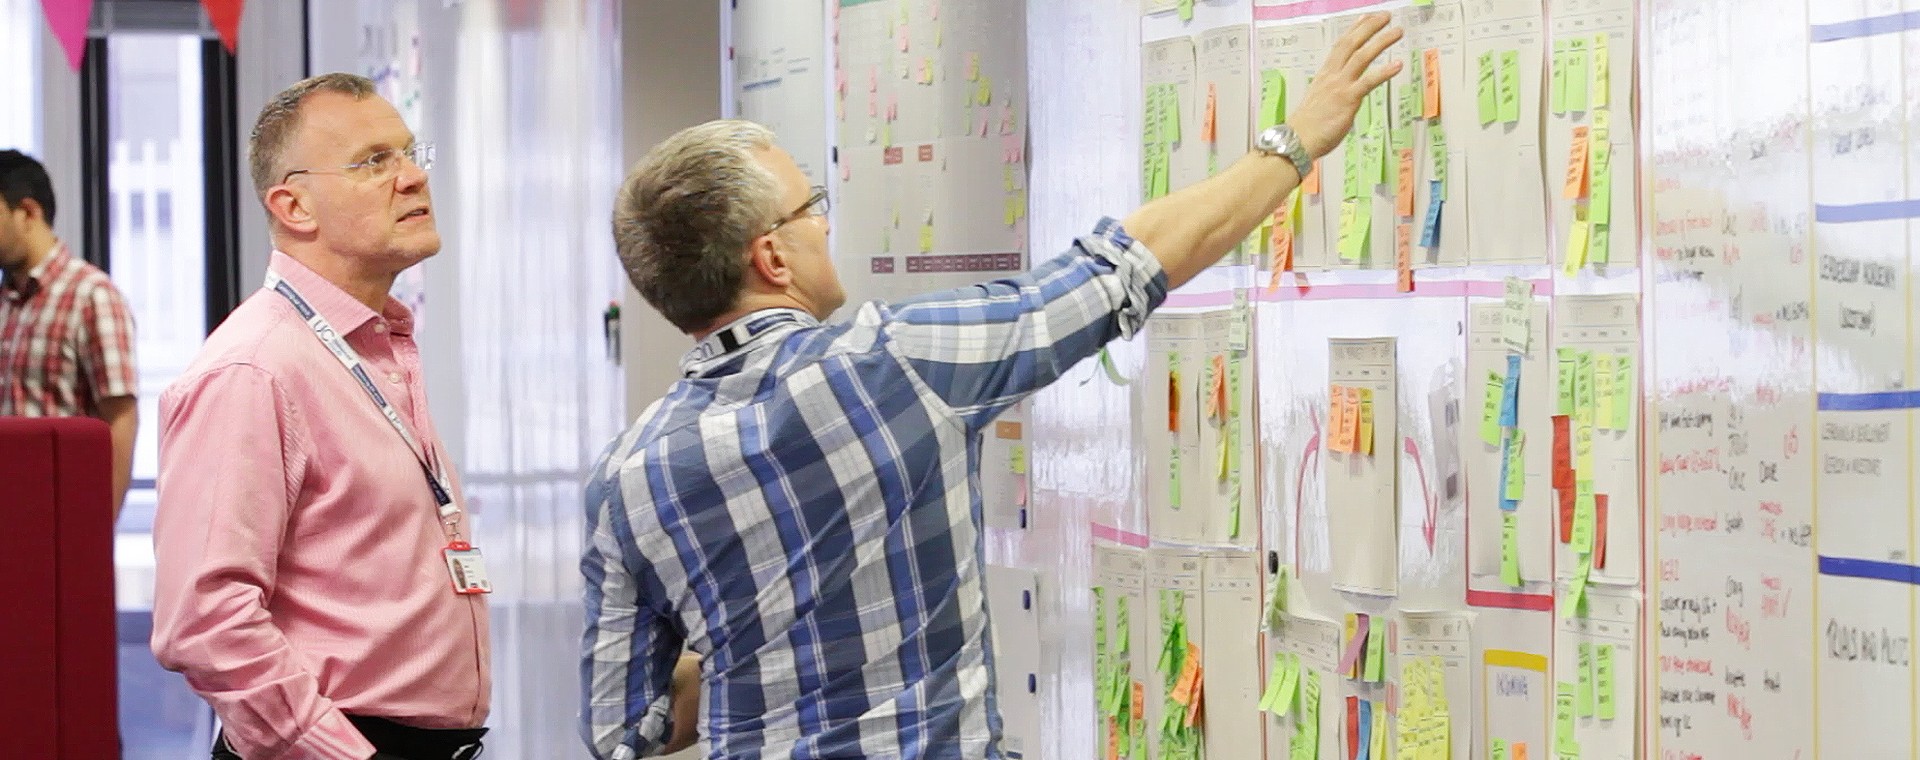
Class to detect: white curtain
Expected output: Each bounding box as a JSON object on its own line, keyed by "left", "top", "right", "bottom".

{"left": 0, "top": 0, "right": 40, "bottom": 152}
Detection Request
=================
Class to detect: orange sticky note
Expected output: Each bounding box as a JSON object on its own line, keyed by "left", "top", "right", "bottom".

{"left": 1106, "top": 718, "right": 1121, "bottom": 760}
{"left": 1594, "top": 494, "right": 1610, "bottom": 568}
{"left": 1344, "top": 386, "right": 1363, "bottom": 451}
{"left": 1303, "top": 160, "right": 1322, "bottom": 194}
{"left": 1211, "top": 354, "right": 1229, "bottom": 423}
{"left": 1514, "top": 742, "right": 1529, "bottom": 760}
{"left": 1395, "top": 223, "right": 1414, "bottom": 292}
{"left": 1422, "top": 48, "right": 1442, "bottom": 117}
{"left": 1203, "top": 82, "right": 1218, "bottom": 144}
{"left": 1132, "top": 681, "right": 1145, "bottom": 721}
{"left": 1184, "top": 674, "right": 1205, "bottom": 726}
{"left": 1168, "top": 368, "right": 1181, "bottom": 432}
{"left": 1329, "top": 386, "right": 1353, "bottom": 453}
{"left": 1395, "top": 148, "right": 1416, "bottom": 216}
{"left": 1563, "top": 126, "right": 1591, "bottom": 199}
{"left": 1172, "top": 643, "right": 1202, "bottom": 704}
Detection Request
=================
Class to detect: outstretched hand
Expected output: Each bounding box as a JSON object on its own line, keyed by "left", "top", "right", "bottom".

{"left": 1287, "top": 12, "right": 1406, "bottom": 159}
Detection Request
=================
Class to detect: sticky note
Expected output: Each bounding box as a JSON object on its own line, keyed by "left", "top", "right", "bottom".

{"left": 1482, "top": 370, "right": 1505, "bottom": 446}
{"left": 1576, "top": 351, "right": 1596, "bottom": 423}
{"left": 1551, "top": 39, "right": 1568, "bottom": 114}
{"left": 1403, "top": 50, "right": 1422, "bottom": 128}
{"left": 1497, "top": 49, "right": 1521, "bottom": 124}
{"left": 1556, "top": 349, "right": 1576, "bottom": 414}
{"left": 1594, "top": 354, "right": 1617, "bottom": 430}
{"left": 1610, "top": 356, "right": 1632, "bottom": 430}
{"left": 1564, "top": 552, "right": 1592, "bottom": 617}
{"left": 1594, "top": 494, "right": 1610, "bottom": 569}
{"left": 1596, "top": 644, "right": 1616, "bottom": 719}
{"left": 1566, "top": 37, "right": 1589, "bottom": 112}
{"left": 1357, "top": 387, "right": 1376, "bottom": 455}
{"left": 977, "top": 76, "right": 992, "bottom": 106}
{"left": 1177, "top": 0, "right": 1194, "bottom": 21}
{"left": 1555, "top": 682, "right": 1577, "bottom": 752}
{"left": 1589, "top": 137, "right": 1613, "bottom": 224}
{"left": 1575, "top": 417, "right": 1595, "bottom": 478}
{"left": 1476, "top": 51, "right": 1497, "bottom": 125}
{"left": 1364, "top": 622, "right": 1387, "bottom": 682}
{"left": 1514, "top": 742, "right": 1529, "bottom": 760}
{"left": 1423, "top": 48, "right": 1442, "bottom": 117}
{"left": 1500, "top": 512, "right": 1523, "bottom": 586}
{"left": 1501, "top": 279, "right": 1533, "bottom": 353}
{"left": 1573, "top": 490, "right": 1596, "bottom": 554}
{"left": 1395, "top": 148, "right": 1417, "bottom": 216}
{"left": 1420, "top": 181, "right": 1444, "bottom": 247}
{"left": 1369, "top": 702, "right": 1387, "bottom": 760}
{"left": 1564, "top": 219, "right": 1591, "bottom": 274}
{"left": 1497, "top": 436, "right": 1515, "bottom": 510}
{"left": 1259, "top": 651, "right": 1286, "bottom": 712}
{"left": 1260, "top": 69, "right": 1287, "bottom": 129}
{"left": 1552, "top": 414, "right": 1574, "bottom": 490}
{"left": 1346, "top": 696, "right": 1362, "bottom": 758}
{"left": 1576, "top": 642, "right": 1595, "bottom": 717}
{"left": 1339, "top": 198, "right": 1371, "bottom": 262}
{"left": 1493, "top": 739, "right": 1509, "bottom": 760}
{"left": 1593, "top": 35, "right": 1611, "bottom": 107}
{"left": 1163, "top": 85, "right": 1182, "bottom": 144}
{"left": 1340, "top": 613, "right": 1370, "bottom": 678}
{"left": 1499, "top": 354, "right": 1521, "bottom": 426}
{"left": 1202, "top": 82, "right": 1218, "bottom": 144}
{"left": 1429, "top": 122, "right": 1449, "bottom": 193}
{"left": 1504, "top": 429, "right": 1526, "bottom": 501}
{"left": 1563, "top": 125, "right": 1591, "bottom": 199}
{"left": 1396, "top": 223, "right": 1414, "bottom": 293}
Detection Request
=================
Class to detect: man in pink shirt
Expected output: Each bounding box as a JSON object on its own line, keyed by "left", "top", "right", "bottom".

{"left": 152, "top": 74, "right": 489, "bottom": 760}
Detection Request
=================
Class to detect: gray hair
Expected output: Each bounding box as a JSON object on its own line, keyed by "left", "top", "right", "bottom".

{"left": 248, "top": 73, "right": 377, "bottom": 197}
{"left": 612, "top": 119, "right": 783, "bottom": 333}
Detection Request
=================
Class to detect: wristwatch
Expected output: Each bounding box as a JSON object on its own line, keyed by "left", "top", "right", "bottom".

{"left": 1254, "top": 124, "right": 1315, "bottom": 179}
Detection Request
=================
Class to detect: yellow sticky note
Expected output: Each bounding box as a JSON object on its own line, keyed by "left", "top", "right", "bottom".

{"left": 1594, "top": 354, "right": 1616, "bottom": 430}
{"left": 967, "top": 52, "right": 980, "bottom": 81}
{"left": 919, "top": 223, "right": 935, "bottom": 253}
{"left": 1009, "top": 444, "right": 1027, "bottom": 475}
{"left": 1370, "top": 706, "right": 1387, "bottom": 758}
{"left": 1564, "top": 219, "right": 1590, "bottom": 274}
{"left": 1596, "top": 644, "right": 1616, "bottom": 719}
{"left": 1610, "top": 356, "right": 1633, "bottom": 431}
{"left": 1357, "top": 387, "right": 1375, "bottom": 455}
{"left": 977, "top": 76, "right": 992, "bottom": 106}
{"left": 1592, "top": 35, "right": 1611, "bottom": 108}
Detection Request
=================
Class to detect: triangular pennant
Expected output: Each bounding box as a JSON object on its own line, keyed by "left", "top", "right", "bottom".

{"left": 39, "top": 0, "right": 91, "bottom": 72}
{"left": 200, "top": 0, "right": 245, "bottom": 55}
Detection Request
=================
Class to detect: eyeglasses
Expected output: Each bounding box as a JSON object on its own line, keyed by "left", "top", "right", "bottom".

{"left": 766, "top": 186, "right": 830, "bottom": 234}
{"left": 282, "top": 143, "right": 436, "bottom": 184}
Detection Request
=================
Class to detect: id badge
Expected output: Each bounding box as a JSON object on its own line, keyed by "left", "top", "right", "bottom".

{"left": 442, "top": 542, "right": 493, "bottom": 595}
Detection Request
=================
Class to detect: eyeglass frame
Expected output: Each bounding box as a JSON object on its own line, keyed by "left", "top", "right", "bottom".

{"left": 765, "top": 185, "right": 830, "bottom": 235}
{"left": 281, "top": 142, "right": 437, "bottom": 184}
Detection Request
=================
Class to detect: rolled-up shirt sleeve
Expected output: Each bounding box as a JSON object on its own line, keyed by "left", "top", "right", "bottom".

{"left": 150, "top": 364, "right": 377, "bottom": 760}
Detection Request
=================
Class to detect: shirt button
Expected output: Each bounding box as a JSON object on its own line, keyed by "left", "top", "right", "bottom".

{"left": 388, "top": 372, "right": 403, "bottom": 384}
{"left": 374, "top": 323, "right": 388, "bottom": 333}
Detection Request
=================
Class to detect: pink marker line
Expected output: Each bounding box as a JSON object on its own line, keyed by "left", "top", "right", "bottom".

{"left": 1254, "top": 0, "right": 1394, "bottom": 22}
{"left": 1092, "top": 522, "right": 1151, "bottom": 548}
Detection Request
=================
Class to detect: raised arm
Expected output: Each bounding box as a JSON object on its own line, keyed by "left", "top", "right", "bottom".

{"left": 1125, "top": 12, "right": 1403, "bottom": 289}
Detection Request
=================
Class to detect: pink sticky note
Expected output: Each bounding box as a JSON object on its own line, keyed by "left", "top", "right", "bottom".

{"left": 841, "top": 164, "right": 851, "bottom": 182}
{"left": 931, "top": 0, "right": 940, "bottom": 19}
{"left": 1016, "top": 475, "right": 1027, "bottom": 506}
{"left": 1337, "top": 614, "right": 1370, "bottom": 676}
{"left": 868, "top": 97, "right": 878, "bottom": 117}
{"left": 899, "top": 24, "right": 910, "bottom": 52}
{"left": 869, "top": 66, "right": 878, "bottom": 92}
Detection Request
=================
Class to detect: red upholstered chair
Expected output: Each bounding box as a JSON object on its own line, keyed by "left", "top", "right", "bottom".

{"left": 0, "top": 417, "right": 119, "bottom": 757}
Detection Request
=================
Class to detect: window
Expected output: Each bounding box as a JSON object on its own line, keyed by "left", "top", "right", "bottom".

{"left": 0, "top": 0, "right": 40, "bottom": 152}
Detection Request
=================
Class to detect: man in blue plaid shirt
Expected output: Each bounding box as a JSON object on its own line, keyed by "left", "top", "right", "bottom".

{"left": 582, "top": 14, "right": 1402, "bottom": 759}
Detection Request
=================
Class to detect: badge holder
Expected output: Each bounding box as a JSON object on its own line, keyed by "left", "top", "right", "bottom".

{"left": 443, "top": 541, "right": 493, "bottom": 595}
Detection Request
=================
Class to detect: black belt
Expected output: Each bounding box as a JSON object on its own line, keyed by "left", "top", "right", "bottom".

{"left": 213, "top": 714, "right": 488, "bottom": 760}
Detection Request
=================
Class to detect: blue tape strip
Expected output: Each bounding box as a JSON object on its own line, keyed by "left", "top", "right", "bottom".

{"left": 1816, "top": 390, "right": 1920, "bottom": 411}
{"left": 1819, "top": 555, "right": 1919, "bottom": 584}
{"left": 1811, "top": 11, "right": 1920, "bottom": 43}
{"left": 1815, "top": 198, "right": 1920, "bottom": 224}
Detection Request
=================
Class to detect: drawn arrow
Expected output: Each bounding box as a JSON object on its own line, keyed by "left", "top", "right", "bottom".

{"left": 1295, "top": 413, "right": 1323, "bottom": 563}
{"left": 1405, "top": 436, "right": 1438, "bottom": 552}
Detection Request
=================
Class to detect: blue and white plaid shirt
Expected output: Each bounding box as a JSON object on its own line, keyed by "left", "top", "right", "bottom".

{"left": 581, "top": 218, "right": 1166, "bottom": 759}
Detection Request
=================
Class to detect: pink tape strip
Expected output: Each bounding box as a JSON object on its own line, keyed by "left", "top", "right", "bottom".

{"left": 1253, "top": 0, "right": 1393, "bottom": 22}
{"left": 1091, "top": 522, "right": 1151, "bottom": 548}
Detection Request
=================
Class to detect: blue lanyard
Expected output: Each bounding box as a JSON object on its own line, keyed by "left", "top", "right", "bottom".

{"left": 264, "top": 269, "right": 462, "bottom": 538}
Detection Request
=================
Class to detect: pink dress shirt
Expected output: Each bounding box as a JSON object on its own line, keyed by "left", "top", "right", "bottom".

{"left": 152, "top": 252, "right": 489, "bottom": 760}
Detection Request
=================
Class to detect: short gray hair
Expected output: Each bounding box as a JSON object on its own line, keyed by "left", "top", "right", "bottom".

{"left": 612, "top": 120, "right": 783, "bottom": 333}
{"left": 248, "top": 73, "right": 377, "bottom": 197}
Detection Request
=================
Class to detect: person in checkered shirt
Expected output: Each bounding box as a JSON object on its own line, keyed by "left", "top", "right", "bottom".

{"left": 0, "top": 149, "right": 139, "bottom": 516}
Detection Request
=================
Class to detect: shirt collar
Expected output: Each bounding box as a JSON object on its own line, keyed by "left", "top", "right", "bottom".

{"left": 680, "top": 308, "right": 818, "bottom": 377}
{"left": 2, "top": 243, "right": 71, "bottom": 300}
{"left": 266, "top": 250, "right": 409, "bottom": 336}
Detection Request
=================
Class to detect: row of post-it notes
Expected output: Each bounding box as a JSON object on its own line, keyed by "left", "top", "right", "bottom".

{"left": 1552, "top": 33, "right": 1613, "bottom": 113}
{"left": 1337, "top": 612, "right": 1389, "bottom": 682}
{"left": 1491, "top": 738, "right": 1529, "bottom": 760}
{"left": 1556, "top": 347, "right": 1634, "bottom": 430}
{"left": 1327, "top": 384, "right": 1375, "bottom": 454}
{"left": 1260, "top": 651, "right": 1302, "bottom": 716}
{"left": 1398, "top": 655, "right": 1454, "bottom": 758}
{"left": 1477, "top": 49, "right": 1522, "bottom": 125}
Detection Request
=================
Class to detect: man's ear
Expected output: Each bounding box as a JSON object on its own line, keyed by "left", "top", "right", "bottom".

{"left": 263, "top": 186, "right": 319, "bottom": 236}
{"left": 13, "top": 197, "right": 47, "bottom": 226}
{"left": 747, "top": 234, "right": 794, "bottom": 288}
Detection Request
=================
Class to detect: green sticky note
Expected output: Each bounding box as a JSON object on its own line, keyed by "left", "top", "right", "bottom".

{"left": 1364, "top": 137, "right": 1386, "bottom": 187}
{"left": 1258, "top": 651, "right": 1285, "bottom": 712}
{"left": 1302, "top": 671, "right": 1322, "bottom": 752}
{"left": 1476, "top": 51, "right": 1497, "bottom": 125}
{"left": 1178, "top": 0, "right": 1194, "bottom": 21}
{"left": 1369, "top": 86, "right": 1389, "bottom": 141}
{"left": 1415, "top": 0, "right": 1433, "bottom": 5}
{"left": 1591, "top": 223, "right": 1611, "bottom": 266}
{"left": 1562, "top": 552, "right": 1592, "bottom": 618}
{"left": 1500, "top": 512, "right": 1523, "bottom": 586}
{"left": 1566, "top": 37, "right": 1590, "bottom": 112}
{"left": 1594, "top": 354, "right": 1617, "bottom": 430}
{"left": 1404, "top": 50, "right": 1423, "bottom": 125}
{"left": 1492, "top": 739, "right": 1509, "bottom": 760}
{"left": 1163, "top": 85, "right": 1182, "bottom": 145}
{"left": 1555, "top": 681, "right": 1578, "bottom": 752}
{"left": 1339, "top": 198, "right": 1371, "bottom": 262}
{"left": 1365, "top": 623, "right": 1387, "bottom": 682}
{"left": 1577, "top": 642, "right": 1595, "bottom": 716}
{"left": 1593, "top": 34, "right": 1612, "bottom": 107}
{"left": 1116, "top": 598, "right": 1131, "bottom": 650}
{"left": 1260, "top": 70, "right": 1287, "bottom": 130}
{"left": 1556, "top": 348, "right": 1576, "bottom": 414}
{"left": 1504, "top": 429, "right": 1526, "bottom": 500}
{"left": 1429, "top": 123, "right": 1449, "bottom": 196}
{"left": 1482, "top": 370, "right": 1504, "bottom": 446}
{"left": 1610, "top": 356, "right": 1633, "bottom": 430}
{"left": 1498, "top": 49, "right": 1521, "bottom": 124}
{"left": 1589, "top": 139, "right": 1613, "bottom": 225}
{"left": 1573, "top": 490, "right": 1596, "bottom": 554}
{"left": 1551, "top": 39, "right": 1568, "bottom": 114}
{"left": 1596, "top": 644, "right": 1616, "bottom": 719}
{"left": 1575, "top": 350, "right": 1596, "bottom": 424}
